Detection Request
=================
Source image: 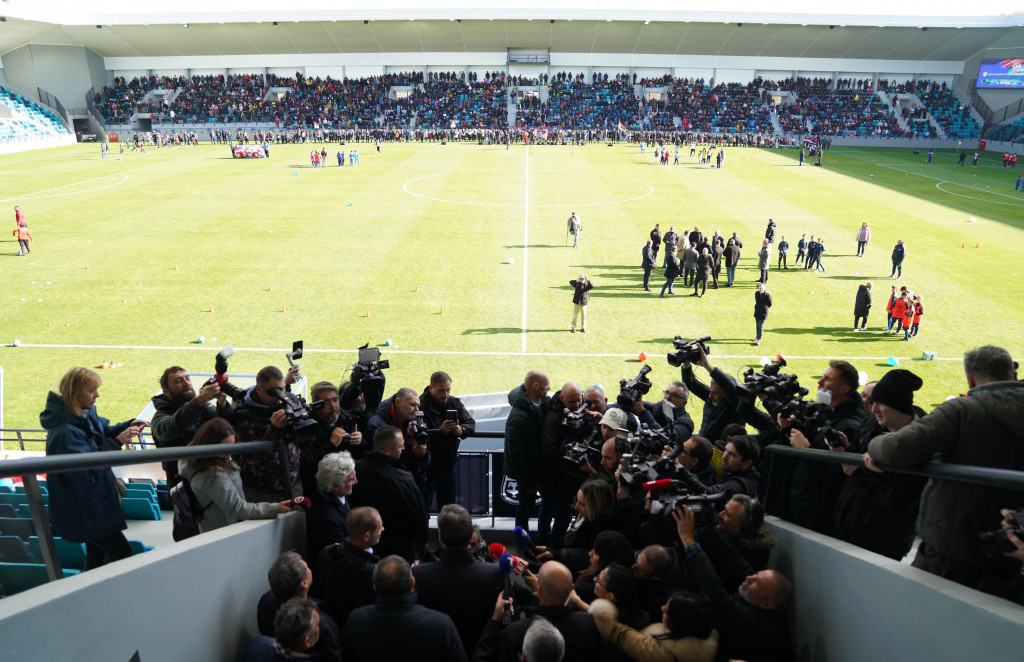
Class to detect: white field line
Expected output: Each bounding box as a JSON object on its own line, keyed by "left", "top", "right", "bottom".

{"left": 521, "top": 148, "right": 530, "bottom": 354}
{"left": 1, "top": 158, "right": 184, "bottom": 203}
{"left": 7, "top": 342, "right": 971, "bottom": 362}
{"left": 876, "top": 163, "right": 1024, "bottom": 205}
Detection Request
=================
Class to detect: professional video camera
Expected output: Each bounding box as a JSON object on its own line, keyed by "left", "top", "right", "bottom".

{"left": 562, "top": 437, "right": 603, "bottom": 471}
{"left": 350, "top": 345, "right": 390, "bottom": 391}
{"left": 641, "top": 478, "right": 728, "bottom": 525}
{"left": 980, "top": 510, "right": 1024, "bottom": 557}
{"left": 616, "top": 426, "right": 679, "bottom": 493}
{"left": 617, "top": 365, "right": 654, "bottom": 409}
{"left": 266, "top": 386, "right": 318, "bottom": 433}
{"left": 738, "top": 356, "right": 808, "bottom": 405}
{"left": 560, "top": 404, "right": 591, "bottom": 443}
{"left": 776, "top": 398, "right": 844, "bottom": 449}
{"left": 666, "top": 336, "right": 711, "bottom": 367}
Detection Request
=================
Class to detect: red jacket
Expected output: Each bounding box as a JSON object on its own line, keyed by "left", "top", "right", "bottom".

{"left": 891, "top": 298, "right": 911, "bottom": 327}
{"left": 912, "top": 302, "right": 924, "bottom": 324}
{"left": 12, "top": 227, "right": 32, "bottom": 241}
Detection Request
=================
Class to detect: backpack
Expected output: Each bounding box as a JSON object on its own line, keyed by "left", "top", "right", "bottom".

{"left": 169, "top": 477, "right": 211, "bottom": 541}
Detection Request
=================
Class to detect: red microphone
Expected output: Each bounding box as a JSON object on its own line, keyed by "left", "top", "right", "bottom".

{"left": 641, "top": 478, "right": 676, "bottom": 492}
{"left": 289, "top": 496, "right": 311, "bottom": 512}
{"left": 489, "top": 542, "right": 507, "bottom": 562}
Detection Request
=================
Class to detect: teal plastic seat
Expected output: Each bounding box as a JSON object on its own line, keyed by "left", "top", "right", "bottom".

{"left": 27, "top": 537, "right": 87, "bottom": 571}
{"left": 0, "top": 536, "right": 35, "bottom": 563}
{"left": 121, "top": 498, "right": 162, "bottom": 521}
{"left": 0, "top": 517, "right": 36, "bottom": 539}
{"left": 0, "top": 563, "right": 80, "bottom": 596}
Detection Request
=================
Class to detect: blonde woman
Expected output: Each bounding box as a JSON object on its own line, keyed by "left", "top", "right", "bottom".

{"left": 41, "top": 367, "right": 145, "bottom": 569}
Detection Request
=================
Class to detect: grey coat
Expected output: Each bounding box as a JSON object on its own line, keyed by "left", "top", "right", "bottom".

{"left": 180, "top": 462, "right": 279, "bottom": 532}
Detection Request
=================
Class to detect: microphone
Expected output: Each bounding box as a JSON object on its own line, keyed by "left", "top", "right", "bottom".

{"left": 498, "top": 554, "right": 514, "bottom": 625}
{"left": 513, "top": 526, "right": 539, "bottom": 558}
{"left": 288, "top": 496, "right": 311, "bottom": 512}
{"left": 641, "top": 478, "right": 677, "bottom": 493}
{"left": 489, "top": 544, "right": 528, "bottom": 574}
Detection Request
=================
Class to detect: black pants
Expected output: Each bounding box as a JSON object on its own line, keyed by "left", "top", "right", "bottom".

{"left": 759, "top": 268, "right": 769, "bottom": 283}
{"left": 683, "top": 268, "right": 695, "bottom": 286}
{"left": 693, "top": 277, "right": 707, "bottom": 296}
{"left": 84, "top": 531, "right": 133, "bottom": 570}
{"left": 891, "top": 263, "right": 902, "bottom": 278}
{"left": 857, "top": 240, "right": 867, "bottom": 256}
{"left": 778, "top": 253, "right": 787, "bottom": 269}
{"left": 643, "top": 267, "right": 653, "bottom": 290}
{"left": 795, "top": 249, "right": 805, "bottom": 265}
{"left": 515, "top": 478, "right": 540, "bottom": 534}
{"left": 854, "top": 315, "right": 868, "bottom": 329}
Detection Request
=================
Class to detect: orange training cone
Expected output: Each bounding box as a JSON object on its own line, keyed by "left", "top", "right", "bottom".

{"left": 638, "top": 352, "right": 648, "bottom": 362}
{"left": 976, "top": 243, "right": 980, "bottom": 248}
{"left": 961, "top": 243, "right": 965, "bottom": 248}
{"left": 209, "top": 305, "right": 214, "bottom": 313}
{"left": 85, "top": 264, "right": 89, "bottom": 269}
{"left": 268, "top": 285, "right": 273, "bottom": 291}
{"left": 281, "top": 307, "right": 286, "bottom": 313}
{"left": 365, "top": 310, "right": 371, "bottom": 318}
{"left": 174, "top": 265, "right": 178, "bottom": 270}
{"left": 440, "top": 307, "right": 445, "bottom": 316}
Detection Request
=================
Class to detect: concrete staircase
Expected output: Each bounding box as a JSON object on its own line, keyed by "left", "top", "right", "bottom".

{"left": 769, "top": 108, "right": 784, "bottom": 135}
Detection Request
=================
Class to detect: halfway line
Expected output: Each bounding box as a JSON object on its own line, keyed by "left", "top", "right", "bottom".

{"left": 521, "top": 148, "right": 530, "bottom": 355}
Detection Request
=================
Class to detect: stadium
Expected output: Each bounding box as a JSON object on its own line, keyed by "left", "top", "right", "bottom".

{"left": 1, "top": 1, "right": 1023, "bottom": 660}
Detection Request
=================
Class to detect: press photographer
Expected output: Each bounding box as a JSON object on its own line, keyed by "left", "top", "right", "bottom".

{"left": 339, "top": 345, "right": 389, "bottom": 432}
{"left": 365, "top": 387, "right": 431, "bottom": 486}
{"left": 233, "top": 364, "right": 312, "bottom": 501}
{"left": 640, "top": 381, "right": 694, "bottom": 447}
{"left": 300, "top": 381, "right": 366, "bottom": 497}
{"left": 674, "top": 339, "right": 746, "bottom": 443}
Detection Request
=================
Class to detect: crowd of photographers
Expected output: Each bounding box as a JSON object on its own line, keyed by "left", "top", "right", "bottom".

{"left": 38, "top": 337, "right": 1024, "bottom": 660}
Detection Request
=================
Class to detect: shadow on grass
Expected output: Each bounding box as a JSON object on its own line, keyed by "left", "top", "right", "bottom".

{"left": 461, "top": 327, "right": 568, "bottom": 335}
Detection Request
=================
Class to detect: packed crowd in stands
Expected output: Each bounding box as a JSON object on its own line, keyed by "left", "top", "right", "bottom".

{"left": 90, "top": 71, "right": 992, "bottom": 142}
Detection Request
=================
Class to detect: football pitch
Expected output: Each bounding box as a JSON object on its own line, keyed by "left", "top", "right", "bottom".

{"left": 2, "top": 140, "right": 1023, "bottom": 439}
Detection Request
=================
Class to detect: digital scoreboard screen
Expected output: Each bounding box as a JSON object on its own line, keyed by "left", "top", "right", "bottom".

{"left": 976, "top": 58, "right": 1024, "bottom": 89}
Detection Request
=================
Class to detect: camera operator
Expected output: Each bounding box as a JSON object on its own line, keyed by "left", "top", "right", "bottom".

{"left": 641, "top": 381, "right": 694, "bottom": 446}
{"left": 233, "top": 365, "right": 310, "bottom": 502}
{"left": 678, "top": 345, "right": 745, "bottom": 443}
{"left": 774, "top": 360, "right": 865, "bottom": 535}
{"left": 672, "top": 435, "right": 761, "bottom": 502}
{"left": 833, "top": 370, "right": 926, "bottom": 561}
{"left": 867, "top": 345, "right": 1024, "bottom": 589}
{"left": 339, "top": 361, "right": 388, "bottom": 433}
{"left": 365, "top": 388, "right": 431, "bottom": 487}
{"left": 540, "top": 382, "right": 599, "bottom": 547}
{"left": 718, "top": 494, "right": 775, "bottom": 571}
{"left": 672, "top": 435, "right": 715, "bottom": 487}
{"left": 419, "top": 371, "right": 476, "bottom": 510}
{"left": 300, "top": 381, "right": 365, "bottom": 497}
{"left": 150, "top": 366, "right": 236, "bottom": 487}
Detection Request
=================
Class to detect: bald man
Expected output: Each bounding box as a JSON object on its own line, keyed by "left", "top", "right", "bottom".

{"left": 497, "top": 561, "right": 601, "bottom": 662}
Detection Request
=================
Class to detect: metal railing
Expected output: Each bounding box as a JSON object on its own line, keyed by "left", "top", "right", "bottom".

{"left": 0, "top": 441, "right": 281, "bottom": 583}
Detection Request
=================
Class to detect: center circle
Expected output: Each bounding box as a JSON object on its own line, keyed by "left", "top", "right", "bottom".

{"left": 402, "top": 169, "right": 655, "bottom": 208}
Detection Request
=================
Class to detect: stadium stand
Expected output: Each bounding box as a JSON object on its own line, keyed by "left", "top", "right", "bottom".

{"left": 0, "top": 87, "right": 72, "bottom": 142}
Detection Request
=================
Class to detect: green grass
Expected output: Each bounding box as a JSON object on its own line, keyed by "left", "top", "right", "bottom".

{"left": 2, "top": 141, "right": 1022, "bottom": 445}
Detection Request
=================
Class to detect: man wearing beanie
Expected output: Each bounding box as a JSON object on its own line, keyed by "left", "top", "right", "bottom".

{"left": 868, "top": 346, "right": 1024, "bottom": 589}
{"left": 833, "top": 370, "right": 927, "bottom": 560}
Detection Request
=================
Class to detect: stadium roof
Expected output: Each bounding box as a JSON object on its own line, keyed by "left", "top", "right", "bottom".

{"left": 1, "top": 1, "right": 1022, "bottom": 60}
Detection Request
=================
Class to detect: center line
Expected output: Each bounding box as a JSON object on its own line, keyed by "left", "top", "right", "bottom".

{"left": 521, "top": 148, "right": 530, "bottom": 354}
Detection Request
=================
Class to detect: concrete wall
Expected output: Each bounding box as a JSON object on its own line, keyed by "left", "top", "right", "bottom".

{"left": 771, "top": 519, "right": 1024, "bottom": 662}
{"left": 0, "top": 513, "right": 304, "bottom": 662}
{"left": 1, "top": 45, "right": 107, "bottom": 110}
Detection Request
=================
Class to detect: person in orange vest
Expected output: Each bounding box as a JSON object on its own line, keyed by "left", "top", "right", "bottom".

{"left": 886, "top": 289, "right": 910, "bottom": 337}
{"left": 13, "top": 224, "right": 33, "bottom": 255}
{"left": 910, "top": 295, "right": 924, "bottom": 338}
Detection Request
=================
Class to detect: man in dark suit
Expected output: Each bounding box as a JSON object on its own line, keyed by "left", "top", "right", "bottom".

{"left": 305, "top": 451, "right": 356, "bottom": 563}
{"left": 312, "top": 506, "right": 382, "bottom": 630}
{"left": 641, "top": 239, "right": 656, "bottom": 291}
{"left": 649, "top": 224, "right": 662, "bottom": 262}
{"left": 413, "top": 504, "right": 504, "bottom": 654}
{"left": 349, "top": 426, "right": 428, "bottom": 561}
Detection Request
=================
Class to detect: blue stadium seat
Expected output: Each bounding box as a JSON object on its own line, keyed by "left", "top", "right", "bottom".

{"left": 0, "top": 505, "right": 18, "bottom": 519}
{"left": 0, "top": 536, "right": 36, "bottom": 563}
{"left": 121, "top": 498, "right": 162, "bottom": 521}
{"left": 127, "top": 540, "right": 155, "bottom": 555}
{"left": 0, "top": 563, "right": 80, "bottom": 596}
{"left": 0, "top": 517, "right": 36, "bottom": 539}
{"left": 27, "top": 537, "right": 87, "bottom": 571}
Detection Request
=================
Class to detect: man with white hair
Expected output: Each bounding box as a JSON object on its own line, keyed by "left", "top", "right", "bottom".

{"left": 306, "top": 451, "right": 356, "bottom": 562}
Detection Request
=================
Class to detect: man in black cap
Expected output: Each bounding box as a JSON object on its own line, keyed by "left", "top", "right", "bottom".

{"left": 833, "top": 369, "right": 927, "bottom": 560}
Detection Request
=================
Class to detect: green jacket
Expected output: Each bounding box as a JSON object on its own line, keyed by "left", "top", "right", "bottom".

{"left": 868, "top": 381, "right": 1024, "bottom": 581}
{"left": 503, "top": 385, "right": 548, "bottom": 482}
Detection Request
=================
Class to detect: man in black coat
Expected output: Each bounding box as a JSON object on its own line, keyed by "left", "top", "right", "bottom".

{"left": 420, "top": 371, "right": 476, "bottom": 511}
{"left": 641, "top": 239, "right": 656, "bottom": 291}
{"left": 764, "top": 218, "right": 776, "bottom": 244}
{"left": 723, "top": 238, "right": 740, "bottom": 287}
{"left": 649, "top": 224, "right": 662, "bottom": 262}
{"left": 853, "top": 281, "right": 873, "bottom": 331}
{"left": 305, "top": 451, "right": 356, "bottom": 563}
{"left": 342, "top": 555, "right": 466, "bottom": 662}
{"left": 312, "top": 506, "right": 382, "bottom": 630}
{"left": 710, "top": 240, "right": 725, "bottom": 288}
{"left": 680, "top": 345, "right": 745, "bottom": 443}
{"left": 661, "top": 226, "right": 679, "bottom": 267}
{"left": 349, "top": 426, "right": 429, "bottom": 561}
{"left": 413, "top": 504, "right": 504, "bottom": 654}
{"left": 675, "top": 507, "right": 792, "bottom": 662}
{"left": 497, "top": 561, "right": 602, "bottom": 662}
{"left": 890, "top": 239, "right": 906, "bottom": 279}
{"left": 692, "top": 247, "right": 712, "bottom": 298}
{"left": 642, "top": 380, "right": 694, "bottom": 446}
